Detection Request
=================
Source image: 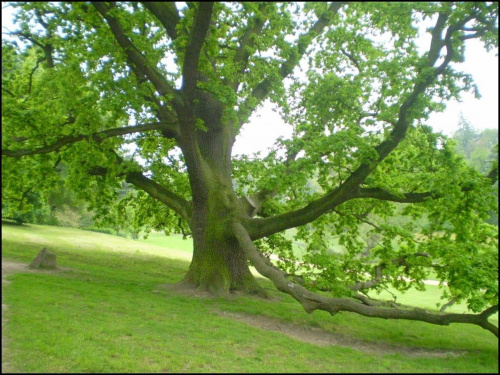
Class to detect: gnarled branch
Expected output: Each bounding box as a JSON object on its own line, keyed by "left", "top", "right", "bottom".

{"left": 232, "top": 221, "right": 498, "bottom": 337}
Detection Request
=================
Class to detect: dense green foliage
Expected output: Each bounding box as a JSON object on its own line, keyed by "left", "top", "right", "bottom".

{"left": 2, "top": 2, "right": 498, "bottom": 333}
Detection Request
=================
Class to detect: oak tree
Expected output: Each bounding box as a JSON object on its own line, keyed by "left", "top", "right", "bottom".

{"left": 2, "top": 2, "right": 498, "bottom": 336}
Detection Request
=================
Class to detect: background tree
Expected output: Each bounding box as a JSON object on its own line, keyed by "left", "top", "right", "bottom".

{"left": 451, "top": 117, "right": 498, "bottom": 224}
{"left": 453, "top": 114, "right": 480, "bottom": 159}
{"left": 2, "top": 2, "right": 498, "bottom": 336}
{"left": 452, "top": 116, "right": 498, "bottom": 174}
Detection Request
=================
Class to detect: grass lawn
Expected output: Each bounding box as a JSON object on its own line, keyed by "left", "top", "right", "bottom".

{"left": 2, "top": 223, "right": 498, "bottom": 373}
{"left": 136, "top": 231, "right": 194, "bottom": 253}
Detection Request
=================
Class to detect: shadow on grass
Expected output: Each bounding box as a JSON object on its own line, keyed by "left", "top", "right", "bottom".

{"left": 1, "top": 219, "right": 26, "bottom": 226}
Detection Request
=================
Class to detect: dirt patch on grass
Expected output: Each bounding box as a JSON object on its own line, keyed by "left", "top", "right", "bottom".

{"left": 160, "top": 283, "right": 470, "bottom": 358}
{"left": 2, "top": 259, "right": 70, "bottom": 283}
{"left": 2, "top": 259, "right": 71, "bottom": 373}
{"left": 217, "top": 310, "right": 469, "bottom": 358}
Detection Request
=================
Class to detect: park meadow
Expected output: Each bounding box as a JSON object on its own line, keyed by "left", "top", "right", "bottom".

{"left": 2, "top": 222, "right": 498, "bottom": 373}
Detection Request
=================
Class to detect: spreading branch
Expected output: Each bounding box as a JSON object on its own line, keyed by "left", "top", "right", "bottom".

{"left": 181, "top": 2, "right": 214, "bottom": 103}
{"left": 232, "top": 221, "right": 498, "bottom": 337}
{"left": 27, "top": 56, "right": 45, "bottom": 94}
{"left": 340, "top": 47, "right": 361, "bottom": 71}
{"left": 8, "top": 31, "right": 54, "bottom": 68}
{"left": 87, "top": 158, "right": 192, "bottom": 225}
{"left": 226, "top": 2, "right": 270, "bottom": 92}
{"left": 245, "top": 12, "right": 474, "bottom": 240}
{"left": 92, "top": 2, "right": 179, "bottom": 102}
{"left": 125, "top": 172, "right": 192, "bottom": 225}
{"left": 236, "top": 2, "right": 344, "bottom": 128}
{"left": 355, "top": 188, "right": 433, "bottom": 203}
{"left": 2, "top": 122, "right": 175, "bottom": 157}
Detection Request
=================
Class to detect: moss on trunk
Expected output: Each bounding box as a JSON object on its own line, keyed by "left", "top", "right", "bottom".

{"left": 179, "top": 236, "right": 267, "bottom": 297}
{"left": 178, "top": 195, "right": 267, "bottom": 297}
{"left": 175, "top": 109, "right": 266, "bottom": 297}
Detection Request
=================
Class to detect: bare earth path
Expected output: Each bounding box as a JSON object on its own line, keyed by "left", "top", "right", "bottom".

{"left": 216, "top": 311, "right": 468, "bottom": 358}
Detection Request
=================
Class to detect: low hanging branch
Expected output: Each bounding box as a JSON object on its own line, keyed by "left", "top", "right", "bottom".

{"left": 231, "top": 221, "right": 498, "bottom": 337}
{"left": 84, "top": 151, "right": 193, "bottom": 225}
{"left": 125, "top": 172, "right": 193, "bottom": 225}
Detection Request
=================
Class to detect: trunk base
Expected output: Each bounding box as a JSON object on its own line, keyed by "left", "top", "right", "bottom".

{"left": 176, "top": 269, "right": 269, "bottom": 298}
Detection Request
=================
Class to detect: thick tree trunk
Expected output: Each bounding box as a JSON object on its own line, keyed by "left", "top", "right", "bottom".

{"left": 180, "top": 231, "right": 266, "bottom": 296}
{"left": 178, "top": 197, "right": 266, "bottom": 297}
{"left": 175, "top": 97, "right": 266, "bottom": 297}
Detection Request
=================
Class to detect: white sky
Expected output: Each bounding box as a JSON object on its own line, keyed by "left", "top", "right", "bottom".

{"left": 234, "top": 38, "right": 499, "bottom": 156}
{"left": 2, "top": 3, "right": 498, "bottom": 157}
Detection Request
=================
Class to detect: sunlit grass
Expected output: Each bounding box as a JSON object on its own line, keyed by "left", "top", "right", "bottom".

{"left": 136, "top": 231, "right": 194, "bottom": 253}
{"left": 2, "top": 223, "right": 498, "bottom": 373}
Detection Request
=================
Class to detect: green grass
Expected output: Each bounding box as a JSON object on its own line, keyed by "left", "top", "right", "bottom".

{"left": 136, "top": 231, "right": 194, "bottom": 253}
{"left": 2, "top": 223, "right": 498, "bottom": 373}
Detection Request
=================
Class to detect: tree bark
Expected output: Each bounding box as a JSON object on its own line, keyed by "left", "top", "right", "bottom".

{"left": 177, "top": 184, "right": 266, "bottom": 297}
{"left": 179, "top": 228, "right": 266, "bottom": 296}
{"left": 175, "top": 93, "right": 266, "bottom": 297}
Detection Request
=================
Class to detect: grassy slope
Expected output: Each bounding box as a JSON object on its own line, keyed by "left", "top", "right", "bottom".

{"left": 1, "top": 223, "right": 498, "bottom": 373}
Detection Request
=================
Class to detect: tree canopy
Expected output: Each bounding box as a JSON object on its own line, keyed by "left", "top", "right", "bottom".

{"left": 2, "top": 2, "right": 498, "bottom": 336}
